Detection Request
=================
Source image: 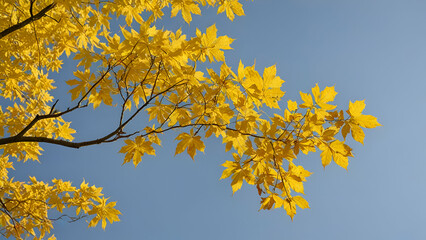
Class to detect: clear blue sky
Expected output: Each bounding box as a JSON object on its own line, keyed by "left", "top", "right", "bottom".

{"left": 14, "top": 0, "right": 426, "bottom": 239}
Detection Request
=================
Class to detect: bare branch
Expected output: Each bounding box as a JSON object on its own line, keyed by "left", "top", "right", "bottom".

{"left": 49, "top": 214, "right": 87, "bottom": 223}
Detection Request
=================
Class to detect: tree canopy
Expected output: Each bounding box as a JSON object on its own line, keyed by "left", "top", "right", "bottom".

{"left": 0, "top": 0, "right": 380, "bottom": 239}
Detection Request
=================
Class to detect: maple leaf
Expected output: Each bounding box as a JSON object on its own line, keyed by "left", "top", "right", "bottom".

{"left": 261, "top": 65, "right": 285, "bottom": 108}
{"left": 345, "top": 100, "right": 380, "bottom": 144}
{"left": 287, "top": 100, "right": 298, "bottom": 112}
{"left": 66, "top": 70, "right": 96, "bottom": 101}
{"left": 119, "top": 136, "right": 155, "bottom": 167}
{"left": 220, "top": 159, "right": 239, "bottom": 180}
{"left": 73, "top": 48, "right": 98, "bottom": 69}
{"left": 121, "top": 5, "right": 144, "bottom": 25}
{"left": 88, "top": 88, "right": 114, "bottom": 109}
{"left": 319, "top": 140, "right": 353, "bottom": 169}
{"left": 88, "top": 197, "right": 121, "bottom": 230}
{"left": 230, "top": 166, "right": 255, "bottom": 194}
{"left": 223, "top": 130, "right": 247, "bottom": 155}
{"left": 299, "top": 91, "right": 314, "bottom": 108}
{"left": 147, "top": 101, "right": 173, "bottom": 124}
{"left": 199, "top": 24, "right": 234, "bottom": 62}
{"left": 217, "top": 0, "right": 245, "bottom": 21}
{"left": 55, "top": 122, "right": 76, "bottom": 141}
{"left": 311, "top": 84, "right": 337, "bottom": 110}
{"left": 348, "top": 100, "right": 381, "bottom": 128}
{"left": 175, "top": 132, "right": 205, "bottom": 160}
{"left": 171, "top": 0, "right": 201, "bottom": 23}
{"left": 220, "top": 153, "right": 254, "bottom": 194}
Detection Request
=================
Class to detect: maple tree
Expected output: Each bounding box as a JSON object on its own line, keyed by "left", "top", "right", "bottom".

{"left": 0, "top": 0, "right": 380, "bottom": 239}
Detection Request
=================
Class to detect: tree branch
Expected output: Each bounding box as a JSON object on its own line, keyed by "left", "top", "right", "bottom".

{"left": 0, "top": 3, "right": 56, "bottom": 39}
{"left": 0, "top": 77, "right": 187, "bottom": 148}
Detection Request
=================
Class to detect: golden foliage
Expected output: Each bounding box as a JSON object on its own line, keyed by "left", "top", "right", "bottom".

{"left": 0, "top": 0, "right": 379, "bottom": 238}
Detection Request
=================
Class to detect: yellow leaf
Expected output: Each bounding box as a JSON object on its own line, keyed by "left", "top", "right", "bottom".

{"left": 333, "top": 153, "right": 349, "bottom": 169}
{"left": 341, "top": 123, "right": 350, "bottom": 140}
{"left": 283, "top": 198, "right": 296, "bottom": 220}
{"left": 88, "top": 89, "right": 113, "bottom": 109}
{"left": 88, "top": 216, "right": 100, "bottom": 228}
{"left": 88, "top": 197, "right": 121, "bottom": 230}
{"left": 299, "top": 92, "right": 313, "bottom": 108}
{"left": 330, "top": 140, "right": 352, "bottom": 169}
{"left": 348, "top": 100, "right": 366, "bottom": 117}
{"left": 287, "top": 100, "right": 298, "bottom": 112}
{"left": 220, "top": 160, "right": 238, "bottom": 180}
{"left": 330, "top": 140, "right": 348, "bottom": 154}
{"left": 321, "top": 126, "right": 339, "bottom": 141}
{"left": 288, "top": 175, "right": 304, "bottom": 194}
{"left": 47, "top": 235, "right": 57, "bottom": 240}
{"left": 171, "top": 0, "right": 201, "bottom": 23}
{"left": 259, "top": 195, "right": 274, "bottom": 210}
{"left": 272, "top": 194, "right": 284, "bottom": 208}
{"left": 356, "top": 115, "right": 381, "bottom": 128}
{"left": 320, "top": 144, "right": 332, "bottom": 167}
{"left": 217, "top": 0, "right": 245, "bottom": 21}
{"left": 66, "top": 70, "right": 96, "bottom": 101}
{"left": 312, "top": 84, "right": 320, "bottom": 101}
{"left": 311, "top": 84, "right": 337, "bottom": 110}
{"left": 56, "top": 122, "right": 76, "bottom": 141}
{"left": 348, "top": 100, "right": 380, "bottom": 130}
{"left": 263, "top": 65, "right": 284, "bottom": 89}
{"left": 119, "top": 136, "right": 155, "bottom": 167}
{"left": 175, "top": 132, "right": 205, "bottom": 160}
{"left": 237, "top": 60, "right": 245, "bottom": 81}
{"left": 288, "top": 163, "right": 312, "bottom": 181}
{"left": 200, "top": 24, "right": 234, "bottom": 62}
{"left": 222, "top": 130, "right": 247, "bottom": 155}
{"left": 349, "top": 123, "right": 365, "bottom": 144}
{"left": 319, "top": 86, "right": 337, "bottom": 104}
{"left": 231, "top": 172, "right": 244, "bottom": 194}
{"left": 292, "top": 196, "right": 310, "bottom": 209}
{"left": 263, "top": 88, "right": 285, "bottom": 108}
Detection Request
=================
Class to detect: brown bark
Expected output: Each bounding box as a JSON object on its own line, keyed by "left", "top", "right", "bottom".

{"left": 0, "top": 3, "right": 56, "bottom": 39}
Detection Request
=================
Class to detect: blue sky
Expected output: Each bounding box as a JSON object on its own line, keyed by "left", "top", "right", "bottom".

{"left": 14, "top": 0, "right": 426, "bottom": 239}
